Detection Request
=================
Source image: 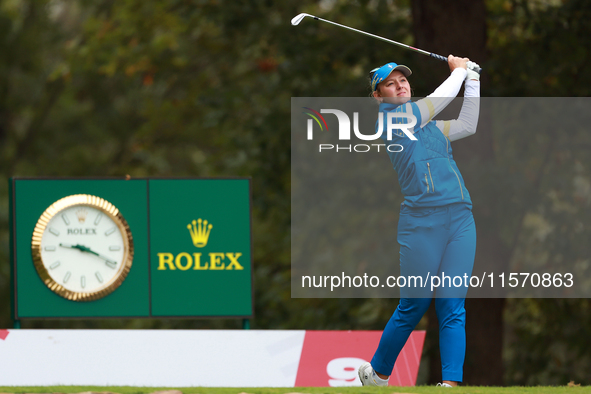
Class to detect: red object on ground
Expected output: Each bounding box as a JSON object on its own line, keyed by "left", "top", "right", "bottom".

{"left": 0, "top": 330, "right": 9, "bottom": 340}
{"left": 295, "top": 330, "right": 425, "bottom": 387}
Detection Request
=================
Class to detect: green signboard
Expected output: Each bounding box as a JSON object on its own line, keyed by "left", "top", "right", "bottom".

{"left": 10, "top": 178, "right": 253, "bottom": 319}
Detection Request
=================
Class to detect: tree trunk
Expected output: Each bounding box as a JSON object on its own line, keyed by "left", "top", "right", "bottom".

{"left": 411, "top": 0, "right": 506, "bottom": 386}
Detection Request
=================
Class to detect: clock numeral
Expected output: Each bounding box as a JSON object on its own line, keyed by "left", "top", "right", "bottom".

{"left": 49, "top": 227, "right": 60, "bottom": 236}
{"left": 94, "top": 214, "right": 103, "bottom": 226}
{"left": 49, "top": 261, "right": 61, "bottom": 270}
{"left": 81, "top": 276, "right": 86, "bottom": 289}
{"left": 63, "top": 271, "right": 71, "bottom": 283}
{"left": 62, "top": 214, "right": 70, "bottom": 225}
{"left": 44, "top": 246, "right": 56, "bottom": 251}
{"left": 95, "top": 272, "right": 103, "bottom": 283}
{"left": 106, "top": 261, "right": 117, "bottom": 269}
{"left": 109, "top": 246, "right": 121, "bottom": 251}
{"left": 105, "top": 228, "right": 116, "bottom": 236}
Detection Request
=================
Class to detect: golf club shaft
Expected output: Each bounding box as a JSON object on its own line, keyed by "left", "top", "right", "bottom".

{"left": 317, "top": 16, "right": 431, "bottom": 56}
{"left": 296, "top": 14, "right": 481, "bottom": 73}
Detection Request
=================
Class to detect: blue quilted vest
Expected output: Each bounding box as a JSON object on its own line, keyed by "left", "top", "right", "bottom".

{"left": 377, "top": 101, "right": 472, "bottom": 208}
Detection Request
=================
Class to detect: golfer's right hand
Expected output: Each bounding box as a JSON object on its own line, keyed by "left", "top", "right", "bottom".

{"left": 448, "top": 55, "right": 468, "bottom": 72}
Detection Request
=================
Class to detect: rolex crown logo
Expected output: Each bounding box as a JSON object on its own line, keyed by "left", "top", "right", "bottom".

{"left": 76, "top": 208, "right": 88, "bottom": 223}
{"left": 187, "top": 219, "right": 213, "bottom": 248}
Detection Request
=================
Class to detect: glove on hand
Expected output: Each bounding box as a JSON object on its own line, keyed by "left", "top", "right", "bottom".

{"left": 466, "top": 61, "right": 480, "bottom": 81}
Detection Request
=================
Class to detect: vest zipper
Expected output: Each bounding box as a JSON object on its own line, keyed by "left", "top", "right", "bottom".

{"left": 427, "top": 163, "right": 435, "bottom": 192}
{"left": 446, "top": 137, "right": 464, "bottom": 200}
{"left": 424, "top": 174, "right": 429, "bottom": 193}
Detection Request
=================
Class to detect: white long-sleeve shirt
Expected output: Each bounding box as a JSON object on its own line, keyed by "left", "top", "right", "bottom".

{"left": 413, "top": 68, "right": 480, "bottom": 141}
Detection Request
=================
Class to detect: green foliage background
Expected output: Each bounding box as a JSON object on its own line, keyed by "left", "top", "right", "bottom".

{"left": 0, "top": 0, "right": 590, "bottom": 386}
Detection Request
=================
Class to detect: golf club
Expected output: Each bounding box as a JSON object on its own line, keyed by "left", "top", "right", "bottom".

{"left": 291, "top": 13, "right": 482, "bottom": 74}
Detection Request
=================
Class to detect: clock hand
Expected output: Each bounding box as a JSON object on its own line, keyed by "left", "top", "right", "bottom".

{"left": 91, "top": 250, "right": 118, "bottom": 266}
{"left": 60, "top": 243, "right": 95, "bottom": 254}
{"left": 59, "top": 243, "right": 117, "bottom": 265}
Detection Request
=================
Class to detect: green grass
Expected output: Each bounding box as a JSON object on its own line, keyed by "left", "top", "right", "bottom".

{"left": 0, "top": 387, "right": 589, "bottom": 394}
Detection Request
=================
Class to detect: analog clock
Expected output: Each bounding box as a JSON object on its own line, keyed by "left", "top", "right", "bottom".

{"left": 31, "top": 194, "right": 134, "bottom": 301}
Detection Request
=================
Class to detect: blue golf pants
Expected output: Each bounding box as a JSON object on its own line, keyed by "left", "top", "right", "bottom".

{"left": 371, "top": 203, "right": 476, "bottom": 382}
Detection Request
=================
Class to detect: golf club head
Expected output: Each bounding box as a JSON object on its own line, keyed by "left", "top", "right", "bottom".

{"left": 291, "top": 13, "right": 314, "bottom": 26}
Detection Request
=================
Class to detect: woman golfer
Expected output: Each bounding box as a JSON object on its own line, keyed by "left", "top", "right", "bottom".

{"left": 358, "top": 55, "right": 480, "bottom": 387}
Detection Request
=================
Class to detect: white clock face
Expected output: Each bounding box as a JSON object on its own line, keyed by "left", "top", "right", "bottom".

{"left": 39, "top": 204, "right": 127, "bottom": 294}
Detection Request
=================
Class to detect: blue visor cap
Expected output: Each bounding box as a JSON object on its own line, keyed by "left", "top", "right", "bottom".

{"left": 370, "top": 62, "right": 412, "bottom": 91}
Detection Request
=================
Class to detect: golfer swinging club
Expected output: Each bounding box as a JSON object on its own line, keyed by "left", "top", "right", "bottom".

{"left": 358, "top": 55, "right": 480, "bottom": 387}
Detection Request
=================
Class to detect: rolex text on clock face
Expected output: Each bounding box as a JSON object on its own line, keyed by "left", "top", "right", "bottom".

{"left": 32, "top": 194, "right": 134, "bottom": 301}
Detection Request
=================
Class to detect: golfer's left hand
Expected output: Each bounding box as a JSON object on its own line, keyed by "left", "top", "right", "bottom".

{"left": 466, "top": 61, "right": 481, "bottom": 81}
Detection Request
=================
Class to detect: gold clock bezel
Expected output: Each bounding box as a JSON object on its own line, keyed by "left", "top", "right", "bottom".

{"left": 31, "top": 194, "right": 134, "bottom": 302}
